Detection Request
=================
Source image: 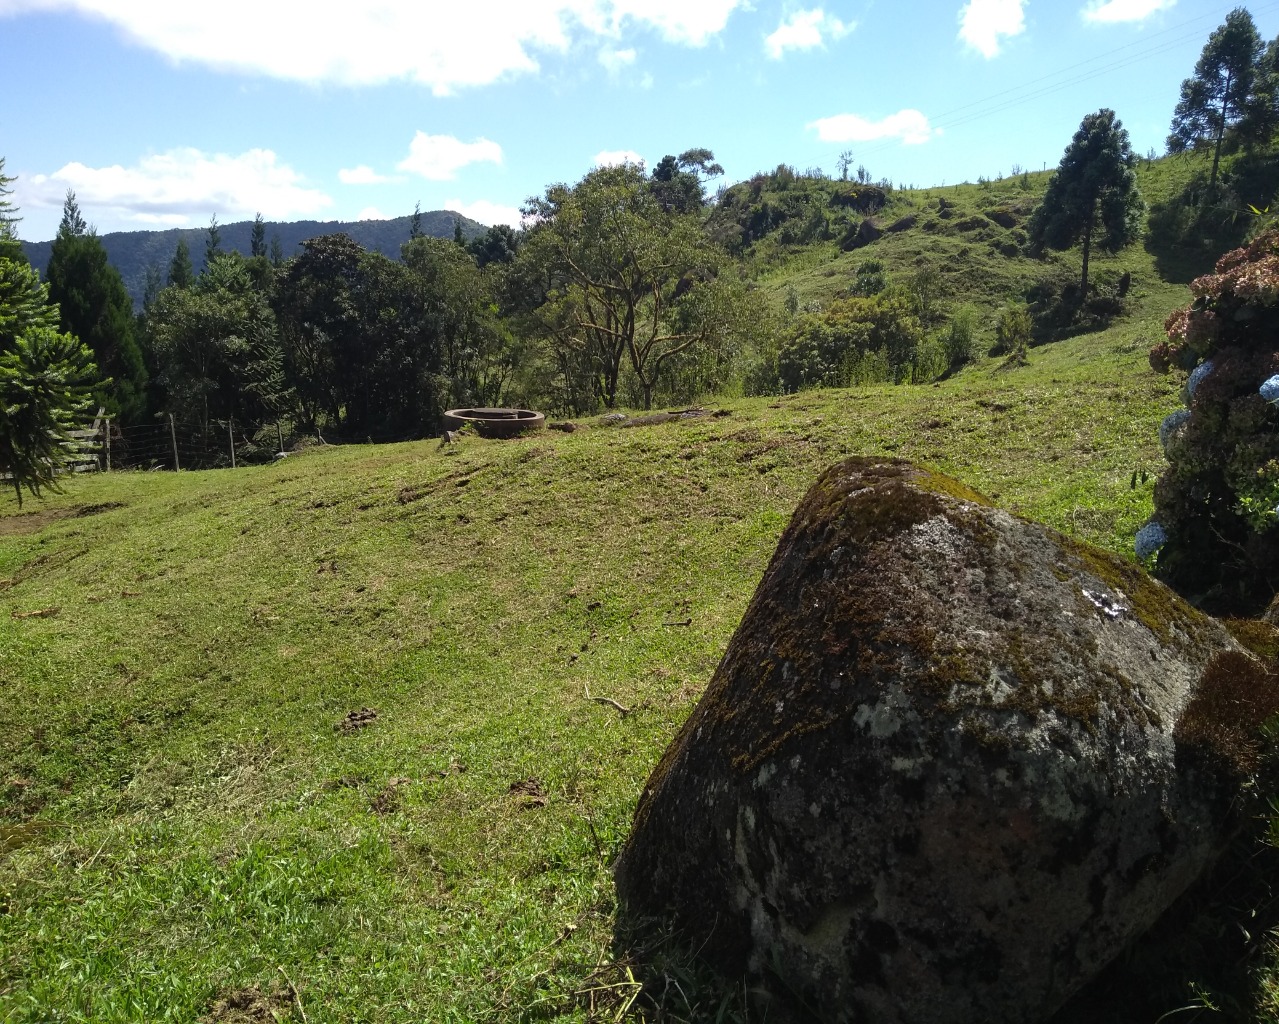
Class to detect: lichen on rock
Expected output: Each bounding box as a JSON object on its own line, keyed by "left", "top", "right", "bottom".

{"left": 614, "top": 456, "right": 1275, "bottom": 1024}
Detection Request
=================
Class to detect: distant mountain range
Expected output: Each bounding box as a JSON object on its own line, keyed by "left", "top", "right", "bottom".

{"left": 20, "top": 209, "right": 485, "bottom": 308}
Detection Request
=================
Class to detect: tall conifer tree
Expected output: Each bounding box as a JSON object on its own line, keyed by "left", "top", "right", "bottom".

{"left": 1168, "top": 7, "right": 1264, "bottom": 188}
{"left": 46, "top": 191, "right": 149, "bottom": 421}
{"left": 251, "top": 213, "right": 267, "bottom": 258}
{"left": 0, "top": 165, "right": 98, "bottom": 503}
{"left": 1029, "top": 109, "right": 1145, "bottom": 295}
{"left": 168, "top": 238, "right": 194, "bottom": 289}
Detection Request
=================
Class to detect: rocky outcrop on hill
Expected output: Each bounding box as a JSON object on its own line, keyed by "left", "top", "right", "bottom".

{"left": 615, "top": 457, "right": 1278, "bottom": 1024}
{"left": 842, "top": 219, "right": 884, "bottom": 252}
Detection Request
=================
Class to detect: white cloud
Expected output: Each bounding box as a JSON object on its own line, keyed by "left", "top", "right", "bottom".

{"left": 599, "top": 46, "right": 637, "bottom": 73}
{"left": 357, "top": 206, "right": 391, "bottom": 220}
{"left": 339, "top": 165, "right": 392, "bottom": 185}
{"left": 594, "top": 149, "right": 646, "bottom": 168}
{"left": 764, "top": 9, "right": 855, "bottom": 59}
{"left": 24, "top": 147, "right": 332, "bottom": 225}
{"left": 958, "top": 0, "right": 1026, "bottom": 58}
{"left": 445, "top": 198, "right": 525, "bottom": 228}
{"left": 598, "top": 0, "right": 741, "bottom": 45}
{"left": 808, "top": 110, "right": 940, "bottom": 145}
{"left": 1081, "top": 0, "right": 1174, "bottom": 24}
{"left": 1, "top": 0, "right": 744, "bottom": 93}
{"left": 396, "top": 133, "right": 503, "bottom": 181}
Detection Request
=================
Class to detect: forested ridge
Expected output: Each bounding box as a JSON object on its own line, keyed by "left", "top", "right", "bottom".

{"left": 19, "top": 208, "right": 483, "bottom": 310}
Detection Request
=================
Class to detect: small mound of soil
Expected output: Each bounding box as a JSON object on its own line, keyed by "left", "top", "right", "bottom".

{"left": 200, "top": 985, "right": 292, "bottom": 1023}
{"left": 508, "top": 778, "right": 547, "bottom": 808}
{"left": 336, "top": 707, "right": 378, "bottom": 734}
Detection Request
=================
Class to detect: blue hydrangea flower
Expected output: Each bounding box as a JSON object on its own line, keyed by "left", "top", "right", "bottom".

{"left": 1187, "top": 360, "right": 1214, "bottom": 398}
{"left": 1134, "top": 521, "right": 1167, "bottom": 560}
{"left": 1158, "top": 409, "right": 1190, "bottom": 453}
{"left": 1260, "top": 375, "right": 1279, "bottom": 404}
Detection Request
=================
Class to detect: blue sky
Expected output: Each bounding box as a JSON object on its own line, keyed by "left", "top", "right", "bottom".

{"left": 3, "top": 0, "right": 1276, "bottom": 242}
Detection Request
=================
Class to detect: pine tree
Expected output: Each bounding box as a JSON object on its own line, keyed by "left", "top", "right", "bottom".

{"left": 1029, "top": 109, "right": 1144, "bottom": 295}
{"left": 1242, "top": 35, "right": 1279, "bottom": 146}
{"left": 251, "top": 213, "right": 267, "bottom": 258}
{"left": 204, "top": 214, "right": 221, "bottom": 268}
{"left": 46, "top": 208, "right": 150, "bottom": 423}
{"left": 1168, "top": 7, "right": 1264, "bottom": 189}
{"left": 58, "top": 189, "right": 88, "bottom": 237}
{"left": 168, "top": 238, "right": 194, "bottom": 289}
{"left": 410, "top": 201, "right": 422, "bottom": 240}
{"left": 453, "top": 218, "right": 465, "bottom": 246}
{"left": 0, "top": 157, "right": 21, "bottom": 259}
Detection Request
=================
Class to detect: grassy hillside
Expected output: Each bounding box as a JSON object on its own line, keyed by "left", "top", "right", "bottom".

{"left": 720, "top": 149, "right": 1275, "bottom": 350}
{"left": 5, "top": 147, "right": 1279, "bottom": 1022}
{"left": 1, "top": 304, "right": 1208, "bottom": 1021}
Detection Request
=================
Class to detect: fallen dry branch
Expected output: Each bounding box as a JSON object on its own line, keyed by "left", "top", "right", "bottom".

{"left": 11, "top": 607, "right": 59, "bottom": 620}
{"left": 584, "top": 683, "right": 632, "bottom": 717}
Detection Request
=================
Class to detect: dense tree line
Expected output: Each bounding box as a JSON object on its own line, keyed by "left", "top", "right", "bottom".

{"left": 107, "top": 152, "right": 766, "bottom": 462}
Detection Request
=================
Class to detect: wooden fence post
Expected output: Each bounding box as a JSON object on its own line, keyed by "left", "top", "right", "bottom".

{"left": 169, "top": 413, "right": 180, "bottom": 471}
{"left": 228, "top": 420, "right": 236, "bottom": 469}
{"left": 104, "top": 418, "right": 111, "bottom": 472}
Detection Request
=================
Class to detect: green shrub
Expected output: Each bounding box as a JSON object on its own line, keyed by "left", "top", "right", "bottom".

{"left": 775, "top": 294, "right": 923, "bottom": 392}
{"left": 943, "top": 304, "right": 981, "bottom": 368}
{"left": 910, "top": 334, "right": 948, "bottom": 383}
{"left": 850, "top": 259, "right": 886, "bottom": 297}
{"left": 994, "top": 303, "right": 1032, "bottom": 358}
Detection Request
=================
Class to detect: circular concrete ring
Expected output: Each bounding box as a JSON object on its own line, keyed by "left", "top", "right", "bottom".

{"left": 443, "top": 408, "right": 546, "bottom": 439}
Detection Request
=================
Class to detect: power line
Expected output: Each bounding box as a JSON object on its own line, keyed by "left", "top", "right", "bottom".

{"left": 842, "top": 0, "right": 1279, "bottom": 167}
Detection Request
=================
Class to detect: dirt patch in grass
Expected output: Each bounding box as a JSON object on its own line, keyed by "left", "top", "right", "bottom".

{"left": 0, "top": 501, "right": 124, "bottom": 536}
{"left": 508, "top": 778, "right": 547, "bottom": 809}
{"left": 199, "top": 985, "right": 293, "bottom": 1023}
{"left": 336, "top": 707, "right": 378, "bottom": 734}
{"left": 371, "top": 776, "right": 410, "bottom": 814}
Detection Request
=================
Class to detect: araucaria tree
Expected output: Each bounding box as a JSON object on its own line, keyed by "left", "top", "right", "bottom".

{"left": 1029, "top": 108, "right": 1144, "bottom": 295}
{"left": 517, "top": 161, "right": 729, "bottom": 410}
{"left": 0, "top": 167, "right": 98, "bottom": 504}
{"left": 1167, "top": 7, "right": 1265, "bottom": 188}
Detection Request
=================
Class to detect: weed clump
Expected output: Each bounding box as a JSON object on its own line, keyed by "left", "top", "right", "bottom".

{"left": 1145, "top": 228, "right": 1279, "bottom": 613}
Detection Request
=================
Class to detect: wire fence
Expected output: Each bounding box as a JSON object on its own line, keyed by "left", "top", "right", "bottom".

{"left": 88, "top": 417, "right": 442, "bottom": 473}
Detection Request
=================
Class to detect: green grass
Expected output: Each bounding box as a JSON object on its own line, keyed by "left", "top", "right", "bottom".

{"left": 0, "top": 310, "right": 1194, "bottom": 1021}
{"left": 734, "top": 151, "right": 1241, "bottom": 337}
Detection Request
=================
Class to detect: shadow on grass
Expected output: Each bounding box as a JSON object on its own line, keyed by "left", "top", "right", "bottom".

{"left": 1145, "top": 153, "right": 1279, "bottom": 285}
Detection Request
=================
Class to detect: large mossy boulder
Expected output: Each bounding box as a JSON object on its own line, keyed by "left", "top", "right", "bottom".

{"left": 615, "top": 457, "right": 1278, "bottom": 1024}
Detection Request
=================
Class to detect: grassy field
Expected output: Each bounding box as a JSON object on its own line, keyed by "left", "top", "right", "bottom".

{"left": 0, "top": 288, "right": 1198, "bottom": 1022}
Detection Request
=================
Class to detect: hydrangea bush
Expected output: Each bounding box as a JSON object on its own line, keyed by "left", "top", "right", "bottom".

{"left": 1146, "top": 228, "right": 1279, "bottom": 612}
